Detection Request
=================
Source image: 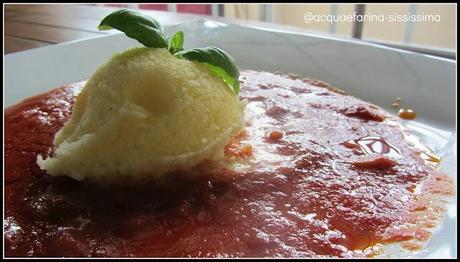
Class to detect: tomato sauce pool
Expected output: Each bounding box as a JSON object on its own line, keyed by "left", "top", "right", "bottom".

{"left": 4, "top": 71, "right": 454, "bottom": 257}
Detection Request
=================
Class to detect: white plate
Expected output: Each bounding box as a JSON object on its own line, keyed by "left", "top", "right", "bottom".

{"left": 4, "top": 19, "right": 457, "bottom": 258}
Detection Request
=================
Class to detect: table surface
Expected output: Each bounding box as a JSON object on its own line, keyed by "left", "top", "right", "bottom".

{"left": 4, "top": 4, "right": 320, "bottom": 55}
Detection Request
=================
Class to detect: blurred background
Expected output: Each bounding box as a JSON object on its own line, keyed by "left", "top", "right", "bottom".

{"left": 96, "top": 3, "right": 456, "bottom": 58}
{"left": 4, "top": 3, "right": 456, "bottom": 59}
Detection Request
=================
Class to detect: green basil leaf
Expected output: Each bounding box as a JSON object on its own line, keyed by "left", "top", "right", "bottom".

{"left": 203, "top": 64, "right": 240, "bottom": 94}
{"left": 175, "top": 47, "right": 240, "bottom": 94}
{"left": 168, "top": 31, "right": 184, "bottom": 55}
{"left": 98, "top": 9, "right": 168, "bottom": 48}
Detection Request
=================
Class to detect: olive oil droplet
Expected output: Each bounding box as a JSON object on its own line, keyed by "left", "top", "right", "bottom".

{"left": 398, "top": 108, "right": 416, "bottom": 120}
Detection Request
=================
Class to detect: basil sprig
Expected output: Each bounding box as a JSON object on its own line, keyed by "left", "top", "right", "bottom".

{"left": 98, "top": 9, "right": 240, "bottom": 94}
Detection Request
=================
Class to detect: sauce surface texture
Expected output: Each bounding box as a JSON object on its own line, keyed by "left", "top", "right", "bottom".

{"left": 5, "top": 71, "right": 453, "bottom": 257}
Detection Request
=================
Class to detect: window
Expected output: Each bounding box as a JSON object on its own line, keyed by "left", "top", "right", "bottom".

{"left": 223, "top": 4, "right": 456, "bottom": 59}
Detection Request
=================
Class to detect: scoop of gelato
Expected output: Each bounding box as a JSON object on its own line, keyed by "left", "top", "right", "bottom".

{"left": 38, "top": 47, "right": 245, "bottom": 182}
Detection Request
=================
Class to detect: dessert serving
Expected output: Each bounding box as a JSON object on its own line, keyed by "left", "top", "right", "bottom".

{"left": 4, "top": 9, "right": 455, "bottom": 258}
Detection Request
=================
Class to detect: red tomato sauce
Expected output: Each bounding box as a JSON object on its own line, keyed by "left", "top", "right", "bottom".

{"left": 4, "top": 71, "right": 453, "bottom": 257}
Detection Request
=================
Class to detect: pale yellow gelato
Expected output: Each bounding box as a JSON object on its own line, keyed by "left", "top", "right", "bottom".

{"left": 37, "top": 47, "right": 245, "bottom": 181}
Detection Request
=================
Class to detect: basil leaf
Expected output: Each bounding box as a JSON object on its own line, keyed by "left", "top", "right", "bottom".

{"left": 175, "top": 47, "right": 240, "bottom": 94}
{"left": 168, "top": 31, "right": 184, "bottom": 55}
{"left": 203, "top": 64, "right": 240, "bottom": 94}
{"left": 98, "top": 9, "right": 168, "bottom": 48}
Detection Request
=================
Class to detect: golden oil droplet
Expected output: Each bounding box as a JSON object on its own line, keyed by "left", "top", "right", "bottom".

{"left": 398, "top": 108, "right": 416, "bottom": 120}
